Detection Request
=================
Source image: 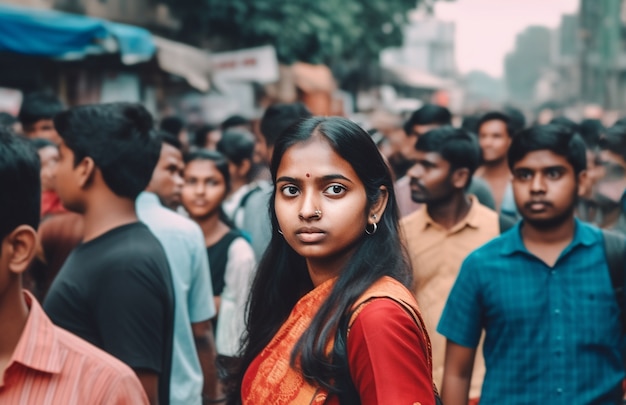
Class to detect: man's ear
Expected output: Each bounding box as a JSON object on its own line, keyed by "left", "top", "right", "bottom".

{"left": 368, "top": 186, "right": 389, "bottom": 224}
{"left": 577, "top": 170, "right": 588, "bottom": 197}
{"left": 76, "top": 156, "right": 96, "bottom": 189}
{"left": 451, "top": 167, "right": 471, "bottom": 190}
{"left": 5, "top": 225, "right": 38, "bottom": 276}
{"left": 238, "top": 159, "right": 252, "bottom": 178}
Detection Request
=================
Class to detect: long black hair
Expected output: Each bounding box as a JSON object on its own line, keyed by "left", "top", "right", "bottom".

{"left": 228, "top": 116, "right": 412, "bottom": 403}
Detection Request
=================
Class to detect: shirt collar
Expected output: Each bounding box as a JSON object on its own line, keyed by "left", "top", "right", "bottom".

{"left": 9, "top": 291, "right": 63, "bottom": 375}
{"left": 501, "top": 217, "right": 597, "bottom": 256}
{"left": 420, "top": 195, "right": 482, "bottom": 232}
{"left": 136, "top": 191, "right": 161, "bottom": 208}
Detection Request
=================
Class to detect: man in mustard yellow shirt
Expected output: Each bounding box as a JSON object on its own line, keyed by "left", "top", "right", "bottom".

{"left": 400, "top": 127, "right": 513, "bottom": 402}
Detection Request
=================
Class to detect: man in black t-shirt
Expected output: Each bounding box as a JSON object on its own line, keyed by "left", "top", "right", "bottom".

{"left": 43, "top": 103, "right": 174, "bottom": 405}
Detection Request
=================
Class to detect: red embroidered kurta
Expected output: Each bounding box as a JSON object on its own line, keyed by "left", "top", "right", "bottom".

{"left": 241, "top": 276, "right": 436, "bottom": 405}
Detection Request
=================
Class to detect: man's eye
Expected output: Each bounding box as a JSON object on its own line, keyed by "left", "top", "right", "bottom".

{"left": 546, "top": 170, "right": 562, "bottom": 179}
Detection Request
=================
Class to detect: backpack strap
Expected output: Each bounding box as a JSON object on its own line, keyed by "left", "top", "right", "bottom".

{"left": 232, "top": 184, "right": 262, "bottom": 228}
{"left": 602, "top": 229, "right": 626, "bottom": 333}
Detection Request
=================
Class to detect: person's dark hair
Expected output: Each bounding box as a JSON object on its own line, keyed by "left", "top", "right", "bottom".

{"left": 18, "top": 91, "right": 64, "bottom": 126}
{"left": 259, "top": 103, "right": 312, "bottom": 147}
{"left": 159, "top": 116, "right": 185, "bottom": 137}
{"left": 477, "top": 111, "right": 516, "bottom": 137}
{"left": 415, "top": 126, "right": 481, "bottom": 189}
{"left": 231, "top": 116, "right": 411, "bottom": 403}
{"left": 216, "top": 130, "right": 256, "bottom": 166}
{"left": 30, "top": 138, "right": 58, "bottom": 151}
{"left": 579, "top": 119, "right": 604, "bottom": 149}
{"left": 503, "top": 106, "right": 526, "bottom": 133}
{"left": 460, "top": 114, "right": 480, "bottom": 135}
{"left": 403, "top": 104, "right": 452, "bottom": 135}
{"left": 0, "top": 112, "right": 17, "bottom": 128}
{"left": 0, "top": 127, "right": 40, "bottom": 240}
{"left": 193, "top": 124, "right": 218, "bottom": 149}
{"left": 549, "top": 116, "right": 580, "bottom": 135}
{"left": 155, "top": 129, "right": 182, "bottom": 150}
{"left": 221, "top": 115, "right": 249, "bottom": 132}
{"left": 508, "top": 124, "right": 587, "bottom": 176}
{"left": 54, "top": 103, "right": 161, "bottom": 200}
{"left": 599, "top": 125, "right": 626, "bottom": 163}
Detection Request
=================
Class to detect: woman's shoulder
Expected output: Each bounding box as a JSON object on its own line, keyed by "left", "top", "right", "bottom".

{"left": 354, "top": 276, "right": 416, "bottom": 309}
{"left": 349, "top": 276, "right": 422, "bottom": 332}
{"left": 226, "top": 233, "right": 256, "bottom": 262}
{"left": 351, "top": 298, "right": 414, "bottom": 327}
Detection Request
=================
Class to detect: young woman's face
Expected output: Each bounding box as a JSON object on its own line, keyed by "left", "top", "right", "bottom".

{"left": 182, "top": 160, "right": 227, "bottom": 219}
{"left": 274, "top": 137, "right": 370, "bottom": 269}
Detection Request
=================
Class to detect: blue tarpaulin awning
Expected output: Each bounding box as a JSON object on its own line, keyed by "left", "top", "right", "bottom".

{"left": 0, "top": 4, "right": 156, "bottom": 65}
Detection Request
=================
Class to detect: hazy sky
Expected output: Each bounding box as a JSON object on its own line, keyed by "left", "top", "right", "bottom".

{"left": 434, "top": 0, "right": 579, "bottom": 78}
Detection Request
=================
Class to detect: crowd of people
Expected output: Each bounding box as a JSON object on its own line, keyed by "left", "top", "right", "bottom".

{"left": 1, "top": 90, "right": 626, "bottom": 405}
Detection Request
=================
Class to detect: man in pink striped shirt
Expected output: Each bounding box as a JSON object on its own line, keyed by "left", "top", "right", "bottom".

{"left": 0, "top": 128, "right": 148, "bottom": 404}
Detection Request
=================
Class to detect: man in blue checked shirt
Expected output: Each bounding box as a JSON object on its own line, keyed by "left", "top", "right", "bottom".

{"left": 438, "top": 124, "right": 626, "bottom": 405}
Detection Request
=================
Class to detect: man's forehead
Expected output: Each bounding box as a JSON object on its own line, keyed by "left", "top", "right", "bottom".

{"left": 513, "top": 150, "right": 571, "bottom": 169}
{"left": 410, "top": 149, "right": 445, "bottom": 163}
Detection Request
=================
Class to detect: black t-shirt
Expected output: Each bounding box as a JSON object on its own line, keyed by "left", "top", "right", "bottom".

{"left": 206, "top": 229, "right": 243, "bottom": 297}
{"left": 44, "top": 222, "right": 175, "bottom": 405}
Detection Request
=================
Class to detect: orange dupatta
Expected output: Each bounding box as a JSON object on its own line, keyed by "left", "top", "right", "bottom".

{"left": 241, "top": 277, "right": 335, "bottom": 404}
{"left": 241, "top": 276, "right": 434, "bottom": 404}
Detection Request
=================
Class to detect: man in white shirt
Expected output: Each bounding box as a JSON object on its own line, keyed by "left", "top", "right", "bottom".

{"left": 138, "top": 131, "right": 221, "bottom": 405}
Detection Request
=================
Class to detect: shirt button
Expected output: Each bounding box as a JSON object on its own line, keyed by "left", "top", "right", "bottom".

{"left": 556, "top": 388, "right": 563, "bottom": 394}
{"left": 550, "top": 270, "right": 556, "bottom": 275}
{"left": 556, "top": 336, "right": 562, "bottom": 341}
{"left": 554, "top": 309, "right": 561, "bottom": 315}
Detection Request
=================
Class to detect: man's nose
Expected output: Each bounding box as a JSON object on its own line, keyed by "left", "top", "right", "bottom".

{"left": 407, "top": 163, "right": 423, "bottom": 179}
{"left": 530, "top": 174, "right": 546, "bottom": 193}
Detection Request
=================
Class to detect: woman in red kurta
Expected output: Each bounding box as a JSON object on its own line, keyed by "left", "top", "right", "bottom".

{"left": 229, "top": 117, "right": 437, "bottom": 405}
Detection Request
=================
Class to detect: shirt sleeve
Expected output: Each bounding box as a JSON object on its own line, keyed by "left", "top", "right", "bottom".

{"left": 188, "top": 225, "right": 216, "bottom": 323}
{"left": 215, "top": 237, "right": 257, "bottom": 356}
{"left": 437, "top": 253, "right": 484, "bottom": 348}
{"left": 101, "top": 372, "right": 150, "bottom": 405}
{"left": 93, "top": 261, "right": 170, "bottom": 373}
{"left": 347, "top": 298, "right": 436, "bottom": 405}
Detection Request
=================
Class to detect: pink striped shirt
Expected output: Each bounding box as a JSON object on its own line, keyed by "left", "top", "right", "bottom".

{"left": 0, "top": 291, "right": 149, "bottom": 405}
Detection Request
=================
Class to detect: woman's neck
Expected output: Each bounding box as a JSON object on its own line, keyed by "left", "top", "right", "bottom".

{"left": 193, "top": 211, "right": 230, "bottom": 246}
{"left": 305, "top": 247, "right": 356, "bottom": 287}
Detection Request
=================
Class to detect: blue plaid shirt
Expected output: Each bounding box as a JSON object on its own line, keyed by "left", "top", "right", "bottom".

{"left": 438, "top": 219, "right": 625, "bottom": 404}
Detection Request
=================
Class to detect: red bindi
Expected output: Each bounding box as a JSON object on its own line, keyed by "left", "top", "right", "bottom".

{"left": 306, "top": 173, "right": 310, "bottom": 177}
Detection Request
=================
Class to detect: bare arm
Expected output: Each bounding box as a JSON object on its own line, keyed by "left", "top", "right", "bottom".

{"left": 135, "top": 370, "right": 159, "bottom": 405}
{"left": 213, "top": 296, "right": 221, "bottom": 315}
{"left": 440, "top": 340, "right": 476, "bottom": 405}
{"left": 192, "top": 320, "right": 222, "bottom": 401}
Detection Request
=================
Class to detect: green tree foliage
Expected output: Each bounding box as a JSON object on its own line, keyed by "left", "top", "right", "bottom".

{"left": 164, "top": 0, "right": 419, "bottom": 64}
